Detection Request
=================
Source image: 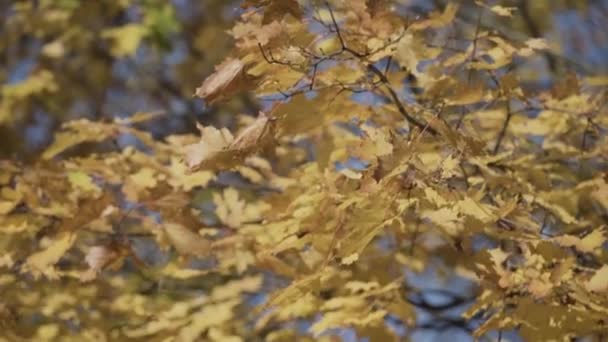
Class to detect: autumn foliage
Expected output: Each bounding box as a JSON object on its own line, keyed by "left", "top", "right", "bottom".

{"left": 1, "top": 1, "right": 608, "bottom": 341}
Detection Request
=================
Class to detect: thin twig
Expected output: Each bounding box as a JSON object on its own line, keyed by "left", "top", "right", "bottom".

{"left": 324, "top": 1, "right": 436, "bottom": 135}
{"left": 456, "top": 6, "right": 483, "bottom": 130}
{"left": 467, "top": 6, "right": 483, "bottom": 84}
{"left": 366, "top": 64, "right": 437, "bottom": 134}
{"left": 384, "top": 56, "right": 392, "bottom": 75}
{"left": 310, "top": 63, "right": 317, "bottom": 91}
{"left": 408, "top": 217, "right": 420, "bottom": 256}
{"left": 493, "top": 99, "right": 512, "bottom": 154}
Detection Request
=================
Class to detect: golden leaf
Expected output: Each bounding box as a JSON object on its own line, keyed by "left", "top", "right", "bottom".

{"left": 67, "top": 171, "right": 101, "bottom": 197}
{"left": 551, "top": 229, "right": 605, "bottom": 253}
{"left": 489, "top": 5, "right": 515, "bottom": 16}
{"left": 214, "top": 188, "right": 269, "bottom": 229}
{"left": 163, "top": 223, "right": 211, "bottom": 257}
{"left": 0, "top": 187, "right": 22, "bottom": 215}
{"left": 22, "top": 233, "right": 76, "bottom": 279}
{"left": 409, "top": 3, "right": 459, "bottom": 30}
{"left": 457, "top": 197, "right": 495, "bottom": 223}
{"left": 423, "top": 207, "right": 461, "bottom": 234}
{"left": 101, "top": 24, "right": 147, "bottom": 57}
{"left": 585, "top": 265, "right": 608, "bottom": 292}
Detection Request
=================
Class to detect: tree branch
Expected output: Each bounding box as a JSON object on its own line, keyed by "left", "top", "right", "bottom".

{"left": 324, "top": 1, "right": 437, "bottom": 135}
{"left": 493, "top": 99, "right": 512, "bottom": 154}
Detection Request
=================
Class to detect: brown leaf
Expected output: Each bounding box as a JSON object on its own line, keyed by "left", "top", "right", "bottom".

{"left": 194, "top": 58, "right": 247, "bottom": 104}
{"left": 230, "top": 111, "right": 276, "bottom": 151}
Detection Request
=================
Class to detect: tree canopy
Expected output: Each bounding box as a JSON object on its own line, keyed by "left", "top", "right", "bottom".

{"left": 1, "top": 0, "right": 607, "bottom": 341}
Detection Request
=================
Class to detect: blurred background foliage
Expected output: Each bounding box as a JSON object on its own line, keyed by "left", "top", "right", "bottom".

{"left": 0, "top": 1, "right": 606, "bottom": 341}
{"left": 0, "top": 0, "right": 606, "bottom": 159}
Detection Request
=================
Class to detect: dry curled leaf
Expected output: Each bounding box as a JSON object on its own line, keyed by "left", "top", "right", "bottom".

{"left": 230, "top": 111, "right": 276, "bottom": 151}
{"left": 194, "top": 58, "right": 247, "bottom": 104}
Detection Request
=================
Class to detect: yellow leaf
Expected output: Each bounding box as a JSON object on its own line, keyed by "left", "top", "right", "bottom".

{"left": 42, "top": 40, "right": 66, "bottom": 58}
{"left": 35, "top": 324, "right": 60, "bottom": 340}
{"left": 0, "top": 253, "right": 14, "bottom": 268}
{"left": 410, "top": 3, "right": 459, "bottom": 30}
{"left": 101, "top": 24, "right": 147, "bottom": 57}
{"left": 423, "top": 207, "right": 461, "bottom": 234}
{"left": 210, "top": 275, "right": 263, "bottom": 302}
{"left": 68, "top": 171, "right": 101, "bottom": 195}
{"left": 551, "top": 229, "right": 605, "bottom": 253}
{"left": 424, "top": 187, "right": 447, "bottom": 207}
{"left": 129, "top": 168, "right": 158, "bottom": 189}
{"left": 586, "top": 265, "right": 608, "bottom": 292}
{"left": 313, "top": 36, "right": 341, "bottom": 56}
{"left": 1, "top": 70, "right": 58, "bottom": 123}
{"left": 489, "top": 5, "right": 515, "bottom": 16}
{"left": 457, "top": 197, "right": 495, "bottom": 223}
{"left": 527, "top": 195, "right": 577, "bottom": 224}
{"left": 359, "top": 125, "right": 393, "bottom": 158}
{"left": 519, "top": 38, "right": 550, "bottom": 57}
{"left": 163, "top": 223, "right": 211, "bottom": 257}
{"left": 339, "top": 168, "right": 362, "bottom": 180}
{"left": 584, "top": 75, "right": 608, "bottom": 86}
{"left": 160, "top": 262, "right": 209, "bottom": 279}
{"left": 0, "top": 187, "right": 22, "bottom": 215}
{"left": 341, "top": 253, "right": 359, "bottom": 265}
{"left": 214, "top": 188, "right": 269, "bottom": 228}
{"left": 445, "top": 83, "right": 485, "bottom": 105}
{"left": 22, "top": 233, "right": 76, "bottom": 279}
{"left": 43, "top": 120, "right": 116, "bottom": 159}
{"left": 168, "top": 157, "right": 215, "bottom": 191}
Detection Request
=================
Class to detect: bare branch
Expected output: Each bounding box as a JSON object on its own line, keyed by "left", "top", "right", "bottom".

{"left": 493, "top": 99, "right": 512, "bottom": 154}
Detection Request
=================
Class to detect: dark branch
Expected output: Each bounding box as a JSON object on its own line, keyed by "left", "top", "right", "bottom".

{"left": 493, "top": 99, "right": 512, "bottom": 154}
{"left": 324, "top": 1, "right": 436, "bottom": 135}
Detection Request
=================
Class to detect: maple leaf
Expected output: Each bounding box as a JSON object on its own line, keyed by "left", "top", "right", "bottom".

{"left": 213, "top": 187, "right": 270, "bottom": 228}
{"left": 163, "top": 222, "right": 211, "bottom": 257}
{"left": 22, "top": 233, "right": 76, "bottom": 279}
{"left": 183, "top": 123, "right": 234, "bottom": 169}
{"left": 101, "top": 24, "right": 147, "bottom": 57}
{"left": 586, "top": 265, "right": 608, "bottom": 292}
{"left": 184, "top": 112, "right": 276, "bottom": 171}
